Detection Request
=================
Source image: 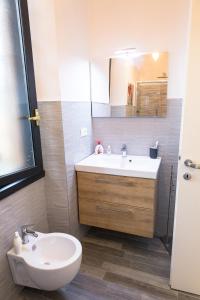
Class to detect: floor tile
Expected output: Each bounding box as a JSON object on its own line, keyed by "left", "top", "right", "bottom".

{"left": 18, "top": 228, "right": 199, "bottom": 300}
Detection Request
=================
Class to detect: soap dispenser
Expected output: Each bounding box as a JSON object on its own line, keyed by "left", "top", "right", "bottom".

{"left": 13, "top": 231, "right": 22, "bottom": 255}
{"left": 95, "top": 140, "right": 104, "bottom": 154}
{"left": 107, "top": 145, "right": 112, "bottom": 155}
{"left": 149, "top": 141, "right": 159, "bottom": 159}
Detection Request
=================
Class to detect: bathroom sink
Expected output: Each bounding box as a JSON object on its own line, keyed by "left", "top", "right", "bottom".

{"left": 75, "top": 154, "right": 161, "bottom": 179}
{"left": 7, "top": 232, "right": 82, "bottom": 291}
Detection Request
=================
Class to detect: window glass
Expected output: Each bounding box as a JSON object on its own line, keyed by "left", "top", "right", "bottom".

{"left": 0, "top": 0, "right": 35, "bottom": 176}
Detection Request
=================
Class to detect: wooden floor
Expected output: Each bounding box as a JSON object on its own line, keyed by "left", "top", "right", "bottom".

{"left": 19, "top": 228, "right": 199, "bottom": 300}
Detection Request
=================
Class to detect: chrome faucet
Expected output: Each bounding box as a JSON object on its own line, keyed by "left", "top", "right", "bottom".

{"left": 121, "top": 144, "right": 127, "bottom": 157}
{"left": 20, "top": 224, "right": 38, "bottom": 244}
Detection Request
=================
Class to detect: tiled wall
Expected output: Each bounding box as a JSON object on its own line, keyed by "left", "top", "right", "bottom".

{"left": 61, "top": 101, "right": 93, "bottom": 237}
{"left": 39, "top": 101, "right": 70, "bottom": 232}
{"left": 93, "top": 99, "right": 182, "bottom": 237}
{"left": 39, "top": 99, "right": 181, "bottom": 237}
{"left": 39, "top": 101, "right": 92, "bottom": 238}
{"left": 0, "top": 100, "right": 92, "bottom": 300}
{"left": 0, "top": 179, "right": 48, "bottom": 300}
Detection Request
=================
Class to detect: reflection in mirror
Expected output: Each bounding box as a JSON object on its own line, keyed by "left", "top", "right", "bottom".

{"left": 92, "top": 52, "right": 168, "bottom": 118}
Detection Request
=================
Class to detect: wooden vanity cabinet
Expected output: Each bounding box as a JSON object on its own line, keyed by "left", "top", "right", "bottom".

{"left": 77, "top": 171, "right": 158, "bottom": 238}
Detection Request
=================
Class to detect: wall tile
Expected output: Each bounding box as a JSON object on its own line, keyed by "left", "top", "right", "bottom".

{"left": 92, "top": 99, "right": 182, "bottom": 237}
{"left": 39, "top": 101, "right": 70, "bottom": 233}
{"left": 39, "top": 101, "right": 93, "bottom": 238}
{"left": 0, "top": 179, "right": 48, "bottom": 300}
{"left": 61, "top": 101, "right": 93, "bottom": 238}
{"left": 38, "top": 99, "right": 181, "bottom": 238}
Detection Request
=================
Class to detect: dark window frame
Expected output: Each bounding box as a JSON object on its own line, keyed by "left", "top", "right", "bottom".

{"left": 0, "top": 0, "right": 45, "bottom": 200}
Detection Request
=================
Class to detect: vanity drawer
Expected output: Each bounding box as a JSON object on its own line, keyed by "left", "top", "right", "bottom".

{"left": 77, "top": 171, "right": 157, "bottom": 210}
{"left": 79, "top": 198, "right": 154, "bottom": 238}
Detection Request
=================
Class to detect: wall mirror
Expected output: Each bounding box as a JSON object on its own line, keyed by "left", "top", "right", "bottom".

{"left": 92, "top": 52, "right": 168, "bottom": 118}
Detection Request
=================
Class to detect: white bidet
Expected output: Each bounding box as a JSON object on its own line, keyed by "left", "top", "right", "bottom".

{"left": 7, "top": 232, "right": 82, "bottom": 291}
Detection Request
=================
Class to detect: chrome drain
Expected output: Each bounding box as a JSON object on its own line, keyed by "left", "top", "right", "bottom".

{"left": 44, "top": 262, "right": 51, "bottom": 265}
{"left": 32, "top": 244, "right": 37, "bottom": 251}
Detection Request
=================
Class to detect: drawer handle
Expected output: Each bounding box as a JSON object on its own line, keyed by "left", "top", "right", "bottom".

{"left": 95, "top": 178, "right": 135, "bottom": 187}
{"left": 96, "top": 205, "right": 133, "bottom": 215}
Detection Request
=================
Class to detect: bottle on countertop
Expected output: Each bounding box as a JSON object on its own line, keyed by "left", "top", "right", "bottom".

{"left": 149, "top": 140, "right": 159, "bottom": 159}
{"left": 13, "top": 231, "right": 22, "bottom": 255}
{"left": 106, "top": 145, "right": 112, "bottom": 155}
{"left": 95, "top": 140, "right": 104, "bottom": 154}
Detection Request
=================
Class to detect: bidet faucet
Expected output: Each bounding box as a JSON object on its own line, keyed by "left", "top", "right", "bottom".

{"left": 20, "top": 224, "right": 38, "bottom": 244}
{"left": 121, "top": 144, "right": 127, "bottom": 157}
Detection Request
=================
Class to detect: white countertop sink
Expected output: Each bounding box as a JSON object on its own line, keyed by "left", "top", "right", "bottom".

{"left": 75, "top": 154, "right": 161, "bottom": 179}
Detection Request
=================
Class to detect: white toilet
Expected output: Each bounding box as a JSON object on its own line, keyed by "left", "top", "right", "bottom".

{"left": 7, "top": 232, "right": 82, "bottom": 291}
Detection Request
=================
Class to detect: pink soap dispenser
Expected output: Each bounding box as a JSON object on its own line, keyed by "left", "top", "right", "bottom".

{"left": 95, "top": 140, "right": 104, "bottom": 154}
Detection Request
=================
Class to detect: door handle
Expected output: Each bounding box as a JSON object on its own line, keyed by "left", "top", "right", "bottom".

{"left": 184, "top": 159, "right": 200, "bottom": 169}
{"left": 28, "top": 109, "right": 40, "bottom": 126}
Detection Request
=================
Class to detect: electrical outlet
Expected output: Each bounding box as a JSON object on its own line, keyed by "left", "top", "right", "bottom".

{"left": 80, "top": 127, "right": 88, "bottom": 137}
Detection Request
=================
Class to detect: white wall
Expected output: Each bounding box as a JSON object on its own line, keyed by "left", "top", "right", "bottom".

{"left": 28, "top": 0, "right": 60, "bottom": 101}
{"left": 89, "top": 0, "right": 191, "bottom": 99}
{"left": 54, "top": 0, "right": 90, "bottom": 102}
{"left": 28, "top": 0, "right": 190, "bottom": 102}
{"left": 28, "top": 0, "right": 90, "bottom": 102}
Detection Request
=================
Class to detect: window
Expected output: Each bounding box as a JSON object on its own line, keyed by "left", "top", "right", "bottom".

{"left": 0, "top": 0, "right": 44, "bottom": 200}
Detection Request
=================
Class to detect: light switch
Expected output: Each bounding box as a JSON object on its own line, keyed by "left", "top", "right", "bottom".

{"left": 80, "top": 127, "right": 88, "bottom": 137}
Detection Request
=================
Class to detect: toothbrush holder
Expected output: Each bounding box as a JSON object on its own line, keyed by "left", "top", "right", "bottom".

{"left": 149, "top": 147, "right": 158, "bottom": 159}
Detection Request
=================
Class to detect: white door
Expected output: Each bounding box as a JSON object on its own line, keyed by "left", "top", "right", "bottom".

{"left": 170, "top": 0, "right": 200, "bottom": 295}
